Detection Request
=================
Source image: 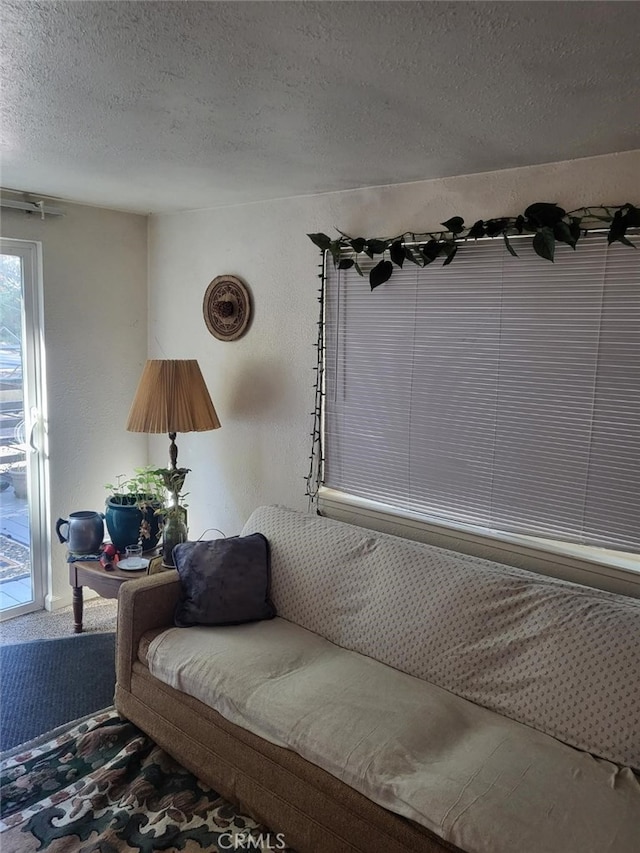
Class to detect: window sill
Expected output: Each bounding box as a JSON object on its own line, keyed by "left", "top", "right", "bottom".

{"left": 318, "top": 488, "right": 640, "bottom": 599}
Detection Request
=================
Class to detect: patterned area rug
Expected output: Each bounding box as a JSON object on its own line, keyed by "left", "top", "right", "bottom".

{"left": 0, "top": 708, "right": 293, "bottom": 852}
{"left": 0, "top": 535, "right": 29, "bottom": 583}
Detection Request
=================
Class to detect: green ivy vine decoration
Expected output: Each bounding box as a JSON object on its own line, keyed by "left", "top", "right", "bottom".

{"left": 308, "top": 202, "right": 640, "bottom": 290}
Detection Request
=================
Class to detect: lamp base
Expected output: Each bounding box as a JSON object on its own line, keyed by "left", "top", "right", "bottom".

{"left": 168, "top": 432, "right": 178, "bottom": 470}
{"left": 162, "top": 514, "right": 188, "bottom": 568}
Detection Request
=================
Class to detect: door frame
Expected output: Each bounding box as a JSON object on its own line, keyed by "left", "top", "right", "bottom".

{"left": 1, "top": 238, "right": 50, "bottom": 619}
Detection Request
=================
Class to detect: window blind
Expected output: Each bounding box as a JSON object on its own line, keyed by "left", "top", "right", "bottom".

{"left": 324, "top": 232, "right": 640, "bottom": 553}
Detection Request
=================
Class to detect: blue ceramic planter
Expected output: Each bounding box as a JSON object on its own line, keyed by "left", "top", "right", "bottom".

{"left": 104, "top": 496, "right": 162, "bottom": 553}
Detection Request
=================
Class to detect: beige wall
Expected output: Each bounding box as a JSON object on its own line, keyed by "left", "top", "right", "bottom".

{"left": 148, "top": 149, "right": 640, "bottom": 541}
{"left": 2, "top": 199, "right": 148, "bottom": 608}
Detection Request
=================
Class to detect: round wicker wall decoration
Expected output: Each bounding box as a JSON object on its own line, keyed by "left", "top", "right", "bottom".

{"left": 203, "top": 275, "right": 252, "bottom": 341}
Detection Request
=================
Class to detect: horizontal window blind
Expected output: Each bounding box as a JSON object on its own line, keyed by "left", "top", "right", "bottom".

{"left": 324, "top": 232, "right": 640, "bottom": 553}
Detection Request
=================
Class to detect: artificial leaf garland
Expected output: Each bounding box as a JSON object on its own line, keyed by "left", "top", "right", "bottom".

{"left": 309, "top": 202, "right": 640, "bottom": 290}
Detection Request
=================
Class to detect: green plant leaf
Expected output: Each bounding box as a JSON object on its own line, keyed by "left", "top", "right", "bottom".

{"left": 354, "top": 261, "right": 364, "bottom": 276}
{"left": 468, "top": 220, "right": 485, "bottom": 239}
{"left": 421, "top": 240, "right": 442, "bottom": 261}
{"left": 514, "top": 215, "right": 525, "bottom": 234}
{"left": 524, "top": 203, "right": 566, "bottom": 228}
{"left": 370, "top": 260, "right": 393, "bottom": 290}
{"left": 503, "top": 233, "right": 518, "bottom": 257}
{"left": 608, "top": 210, "right": 636, "bottom": 247}
{"left": 390, "top": 240, "right": 406, "bottom": 268}
{"left": 308, "top": 233, "right": 331, "bottom": 251}
{"left": 621, "top": 204, "right": 640, "bottom": 228}
{"left": 366, "top": 239, "right": 388, "bottom": 256}
{"left": 608, "top": 210, "right": 626, "bottom": 245}
{"left": 442, "top": 245, "right": 458, "bottom": 266}
{"left": 349, "top": 238, "right": 366, "bottom": 253}
{"left": 485, "top": 218, "right": 509, "bottom": 237}
{"left": 441, "top": 216, "right": 465, "bottom": 235}
{"left": 338, "top": 258, "right": 355, "bottom": 270}
{"left": 533, "top": 227, "right": 555, "bottom": 261}
{"left": 569, "top": 218, "right": 582, "bottom": 245}
{"left": 554, "top": 220, "right": 577, "bottom": 248}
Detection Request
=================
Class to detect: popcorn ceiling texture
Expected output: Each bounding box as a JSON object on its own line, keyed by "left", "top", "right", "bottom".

{"left": 1, "top": 0, "right": 639, "bottom": 213}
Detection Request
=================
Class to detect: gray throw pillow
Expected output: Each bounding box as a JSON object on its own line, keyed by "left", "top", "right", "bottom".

{"left": 173, "top": 533, "right": 276, "bottom": 627}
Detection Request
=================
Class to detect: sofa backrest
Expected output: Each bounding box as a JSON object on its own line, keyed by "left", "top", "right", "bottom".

{"left": 242, "top": 505, "right": 640, "bottom": 770}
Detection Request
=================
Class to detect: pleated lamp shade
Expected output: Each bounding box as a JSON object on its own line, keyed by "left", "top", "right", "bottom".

{"left": 126, "top": 360, "right": 220, "bottom": 468}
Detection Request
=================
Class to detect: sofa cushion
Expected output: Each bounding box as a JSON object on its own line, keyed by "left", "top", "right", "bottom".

{"left": 173, "top": 533, "right": 276, "bottom": 627}
{"left": 240, "top": 506, "right": 640, "bottom": 770}
{"left": 146, "top": 618, "right": 640, "bottom": 853}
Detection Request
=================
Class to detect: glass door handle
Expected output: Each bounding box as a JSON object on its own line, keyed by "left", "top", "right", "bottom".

{"left": 28, "top": 408, "right": 39, "bottom": 453}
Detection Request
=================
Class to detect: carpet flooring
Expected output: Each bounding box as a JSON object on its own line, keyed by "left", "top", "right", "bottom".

{"left": 0, "top": 709, "right": 294, "bottom": 852}
{"left": 0, "top": 597, "right": 118, "bottom": 644}
{"left": 0, "top": 632, "right": 116, "bottom": 750}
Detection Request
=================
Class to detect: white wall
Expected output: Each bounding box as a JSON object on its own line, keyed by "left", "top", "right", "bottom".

{"left": 2, "top": 150, "right": 638, "bottom": 606}
{"left": 2, "top": 199, "right": 148, "bottom": 608}
{"left": 148, "top": 150, "right": 640, "bottom": 541}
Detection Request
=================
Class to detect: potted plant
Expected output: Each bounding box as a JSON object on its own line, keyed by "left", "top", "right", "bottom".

{"left": 8, "top": 462, "right": 28, "bottom": 499}
{"left": 104, "top": 467, "right": 166, "bottom": 552}
{"left": 153, "top": 467, "right": 190, "bottom": 567}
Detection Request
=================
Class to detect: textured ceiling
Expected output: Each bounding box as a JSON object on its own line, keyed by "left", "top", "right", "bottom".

{"left": 1, "top": 1, "right": 639, "bottom": 214}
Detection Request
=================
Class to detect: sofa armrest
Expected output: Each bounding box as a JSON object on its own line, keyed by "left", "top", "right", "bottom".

{"left": 116, "top": 571, "right": 181, "bottom": 691}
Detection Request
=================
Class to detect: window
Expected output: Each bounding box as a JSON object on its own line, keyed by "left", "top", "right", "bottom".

{"left": 323, "top": 232, "right": 640, "bottom": 555}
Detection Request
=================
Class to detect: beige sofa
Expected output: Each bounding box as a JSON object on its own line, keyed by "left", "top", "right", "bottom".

{"left": 115, "top": 505, "right": 640, "bottom": 853}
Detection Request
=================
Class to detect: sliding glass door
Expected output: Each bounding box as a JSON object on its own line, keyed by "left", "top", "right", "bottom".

{"left": 0, "top": 239, "right": 48, "bottom": 618}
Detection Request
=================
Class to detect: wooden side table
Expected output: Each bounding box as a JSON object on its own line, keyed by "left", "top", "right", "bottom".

{"left": 68, "top": 560, "right": 148, "bottom": 633}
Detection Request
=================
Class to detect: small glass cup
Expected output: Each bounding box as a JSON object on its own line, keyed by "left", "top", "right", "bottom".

{"left": 125, "top": 544, "right": 143, "bottom": 565}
